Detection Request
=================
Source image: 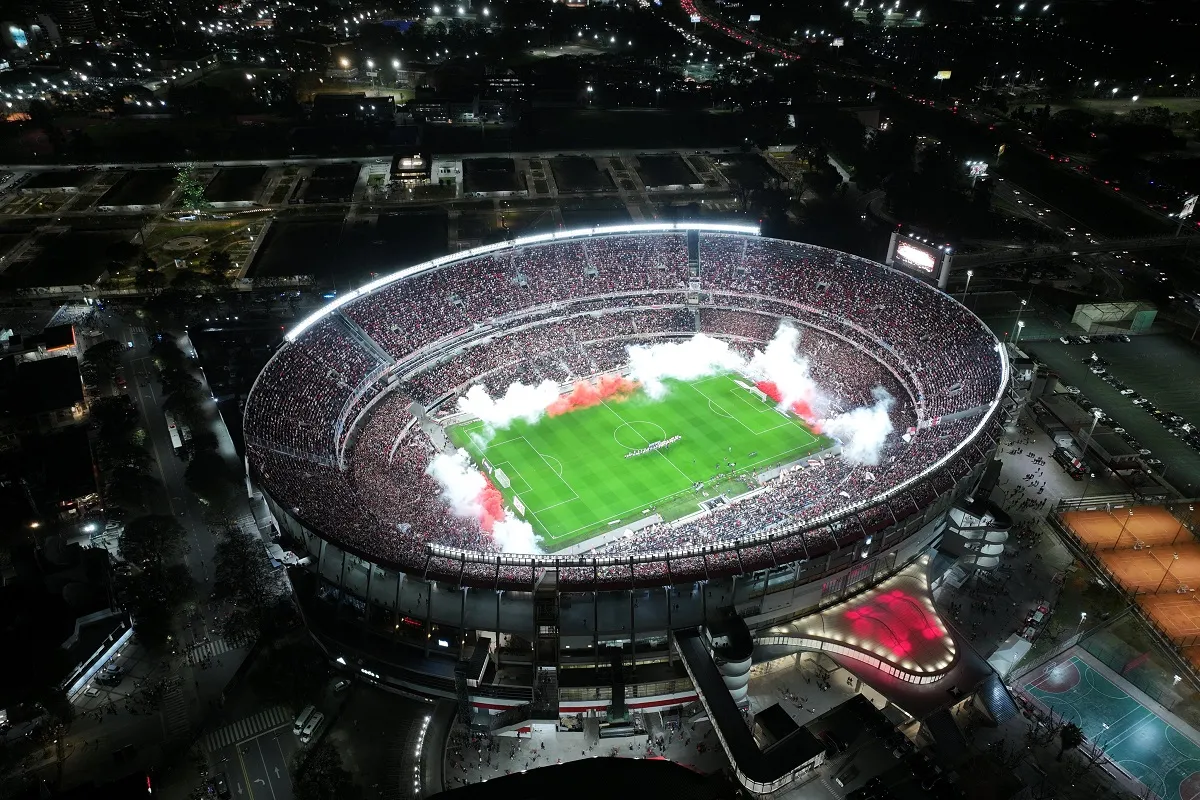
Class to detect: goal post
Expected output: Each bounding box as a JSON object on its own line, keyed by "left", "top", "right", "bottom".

{"left": 495, "top": 468, "right": 511, "bottom": 489}
{"left": 512, "top": 495, "right": 526, "bottom": 516}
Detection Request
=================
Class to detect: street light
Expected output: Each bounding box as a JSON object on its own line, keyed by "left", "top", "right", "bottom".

{"left": 1132, "top": 95, "right": 1139, "bottom": 102}
{"left": 1111, "top": 87, "right": 1119, "bottom": 96}
{"left": 1075, "top": 611, "right": 1087, "bottom": 640}
{"left": 1081, "top": 407, "right": 1103, "bottom": 465}
{"left": 1114, "top": 508, "right": 1135, "bottom": 550}
{"left": 1173, "top": 504, "right": 1194, "bottom": 545}
{"left": 1156, "top": 552, "right": 1180, "bottom": 594}
{"left": 1014, "top": 319, "right": 1026, "bottom": 343}
{"left": 962, "top": 269, "right": 974, "bottom": 301}
{"left": 1011, "top": 298, "right": 1028, "bottom": 339}
{"left": 393, "top": 59, "right": 401, "bottom": 69}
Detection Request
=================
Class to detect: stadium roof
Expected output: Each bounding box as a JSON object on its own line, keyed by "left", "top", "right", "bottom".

{"left": 760, "top": 558, "right": 956, "bottom": 679}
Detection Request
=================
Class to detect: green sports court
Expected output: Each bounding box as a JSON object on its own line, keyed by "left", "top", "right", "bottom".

{"left": 1020, "top": 651, "right": 1200, "bottom": 800}
{"left": 446, "top": 373, "right": 832, "bottom": 551}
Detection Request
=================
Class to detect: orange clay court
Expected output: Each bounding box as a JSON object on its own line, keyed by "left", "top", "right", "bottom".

{"left": 1096, "top": 543, "right": 1200, "bottom": 594}
{"left": 1061, "top": 506, "right": 1190, "bottom": 550}
{"left": 1139, "top": 593, "right": 1200, "bottom": 640}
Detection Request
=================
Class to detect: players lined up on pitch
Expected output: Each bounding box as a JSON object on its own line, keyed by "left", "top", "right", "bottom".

{"left": 625, "top": 435, "right": 683, "bottom": 459}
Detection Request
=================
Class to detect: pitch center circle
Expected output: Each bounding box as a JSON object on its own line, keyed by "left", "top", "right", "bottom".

{"left": 613, "top": 420, "right": 668, "bottom": 450}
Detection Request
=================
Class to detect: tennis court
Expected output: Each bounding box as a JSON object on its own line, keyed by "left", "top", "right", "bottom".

{"left": 1063, "top": 507, "right": 1190, "bottom": 551}
{"left": 1021, "top": 652, "right": 1200, "bottom": 800}
{"left": 1098, "top": 544, "right": 1200, "bottom": 595}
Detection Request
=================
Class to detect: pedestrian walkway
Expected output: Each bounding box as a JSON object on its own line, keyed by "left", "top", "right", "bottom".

{"left": 186, "top": 634, "right": 250, "bottom": 665}
{"left": 160, "top": 679, "right": 191, "bottom": 740}
{"left": 201, "top": 706, "right": 291, "bottom": 752}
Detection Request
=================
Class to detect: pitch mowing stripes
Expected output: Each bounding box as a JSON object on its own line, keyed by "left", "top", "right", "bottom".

{"left": 446, "top": 373, "right": 830, "bottom": 549}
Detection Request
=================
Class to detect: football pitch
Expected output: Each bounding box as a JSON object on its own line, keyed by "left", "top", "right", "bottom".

{"left": 446, "top": 373, "right": 832, "bottom": 551}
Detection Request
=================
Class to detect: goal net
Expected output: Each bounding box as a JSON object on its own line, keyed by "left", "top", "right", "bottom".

{"left": 495, "top": 468, "right": 511, "bottom": 489}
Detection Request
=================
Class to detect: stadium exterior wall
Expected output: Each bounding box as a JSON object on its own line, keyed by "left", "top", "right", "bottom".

{"left": 243, "top": 221, "right": 1008, "bottom": 705}
{"left": 260, "top": 429, "right": 994, "bottom": 707}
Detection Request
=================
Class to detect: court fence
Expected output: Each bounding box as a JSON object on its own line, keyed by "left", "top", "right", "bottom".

{"left": 1045, "top": 512, "right": 1200, "bottom": 732}
{"left": 1050, "top": 509, "right": 1200, "bottom": 672}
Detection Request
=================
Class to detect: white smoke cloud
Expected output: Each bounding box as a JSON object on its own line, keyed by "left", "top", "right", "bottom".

{"left": 426, "top": 449, "right": 486, "bottom": 520}
{"left": 625, "top": 333, "right": 744, "bottom": 398}
{"left": 823, "top": 387, "right": 896, "bottom": 465}
{"left": 457, "top": 379, "right": 561, "bottom": 430}
{"left": 425, "top": 449, "right": 543, "bottom": 554}
{"left": 492, "top": 516, "right": 542, "bottom": 554}
{"left": 744, "top": 322, "right": 823, "bottom": 413}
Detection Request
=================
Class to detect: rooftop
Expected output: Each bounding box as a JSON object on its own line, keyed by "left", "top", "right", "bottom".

{"left": 763, "top": 558, "right": 957, "bottom": 681}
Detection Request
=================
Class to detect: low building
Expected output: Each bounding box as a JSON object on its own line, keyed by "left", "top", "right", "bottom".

{"left": 10, "top": 354, "right": 85, "bottom": 432}
{"left": 391, "top": 153, "right": 431, "bottom": 187}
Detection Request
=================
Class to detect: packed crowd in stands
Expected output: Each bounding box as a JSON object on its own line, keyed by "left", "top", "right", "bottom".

{"left": 245, "top": 230, "right": 1005, "bottom": 588}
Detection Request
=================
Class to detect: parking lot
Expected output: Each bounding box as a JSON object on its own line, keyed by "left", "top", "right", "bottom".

{"left": 1023, "top": 335, "right": 1200, "bottom": 491}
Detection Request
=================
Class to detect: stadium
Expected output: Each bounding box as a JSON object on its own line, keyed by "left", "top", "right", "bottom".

{"left": 244, "top": 222, "right": 1010, "bottom": 792}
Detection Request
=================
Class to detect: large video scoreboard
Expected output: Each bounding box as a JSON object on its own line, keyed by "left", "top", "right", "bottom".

{"left": 885, "top": 232, "right": 954, "bottom": 288}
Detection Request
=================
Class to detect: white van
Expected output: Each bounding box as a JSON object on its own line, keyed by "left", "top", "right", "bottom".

{"left": 300, "top": 712, "right": 324, "bottom": 744}
{"left": 292, "top": 705, "right": 316, "bottom": 736}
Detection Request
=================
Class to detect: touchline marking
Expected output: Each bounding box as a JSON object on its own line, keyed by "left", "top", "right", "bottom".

{"left": 1104, "top": 711, "right": 1157, "bottom": 751}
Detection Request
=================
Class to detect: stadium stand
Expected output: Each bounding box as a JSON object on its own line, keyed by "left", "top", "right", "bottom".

{"left": 245, "top": 229, "right": 1006, "bottom": 589}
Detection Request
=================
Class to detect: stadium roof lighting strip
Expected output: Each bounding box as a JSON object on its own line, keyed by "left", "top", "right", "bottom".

{"left": 285, "top": 222, "right": 762, "bottom": 343}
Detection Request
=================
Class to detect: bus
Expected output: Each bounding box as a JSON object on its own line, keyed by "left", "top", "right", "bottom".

{"left": 164, "top": 411, "right": 186, "bottom": 458}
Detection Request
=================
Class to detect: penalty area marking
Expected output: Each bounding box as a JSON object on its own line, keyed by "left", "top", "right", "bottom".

{"left": 707, "top": 399, "right": 735, "bottom": 419}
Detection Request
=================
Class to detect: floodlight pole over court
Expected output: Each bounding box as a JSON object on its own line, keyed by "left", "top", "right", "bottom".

{"left": 1113, "top": 508, "right": 1135, "bottom": 550}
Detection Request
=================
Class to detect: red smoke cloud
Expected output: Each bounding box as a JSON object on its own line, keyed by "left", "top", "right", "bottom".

{"left": 546, "top": 375, "right": 640, "bottom": 417}
{"left": 477, "top": 476, "right": 506, "bottom": 533}
{"left": 756, "top": 380, "right": 823, "bottom": 433}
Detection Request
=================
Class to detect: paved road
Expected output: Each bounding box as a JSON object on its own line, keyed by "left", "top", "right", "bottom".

{"left": 116, "top": 318, "right": 217, "bottom": 584}
{"left": 213, "top": 724, "right": 297, "bottom": 800}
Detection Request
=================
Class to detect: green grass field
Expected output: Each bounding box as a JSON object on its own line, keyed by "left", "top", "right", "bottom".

{"left": 446, "top": 373, "right": 832, "bottom": 551}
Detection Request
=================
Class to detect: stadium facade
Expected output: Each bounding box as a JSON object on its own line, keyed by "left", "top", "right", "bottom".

{"left": 244, "top": 223, "right": 1010, "bottom": 794}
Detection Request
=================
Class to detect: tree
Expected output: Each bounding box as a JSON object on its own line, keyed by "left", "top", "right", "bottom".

{"left": 170, "top": 269, "right": 210, "bottom": 291}
{"left": 82, "top": 339, "right": 126, "bottom": 386}
{"left": 205, "top": 249, "right": 233, "bottom": 276}
{"left": 175, "top": 163, "right": 210, "bottom": 213}
{"left": 104, "top": 465, "right": 160, "bottom": 515}
{"left": 118, "top": 515, "right": 187, "bottom": 572}
{"left": 252, "top": 640, "right": 330, "bottom": 709}
{"left": 185, "top": 450, "right": 239, "bottom": 515}
{"left": 292, "top": 740, "right": 360, "bottom": 800}
{"left": 1058, "top": 722, "right": 1084, "bottom": 761}
{"left": 136, "top": 268, "right": 167, "bottom": 291}
{"left": 120, "top": 563, "right": 193, "bottom": 651}
{"left": 213, "top": 526, "right": 275, "bottom": 605}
